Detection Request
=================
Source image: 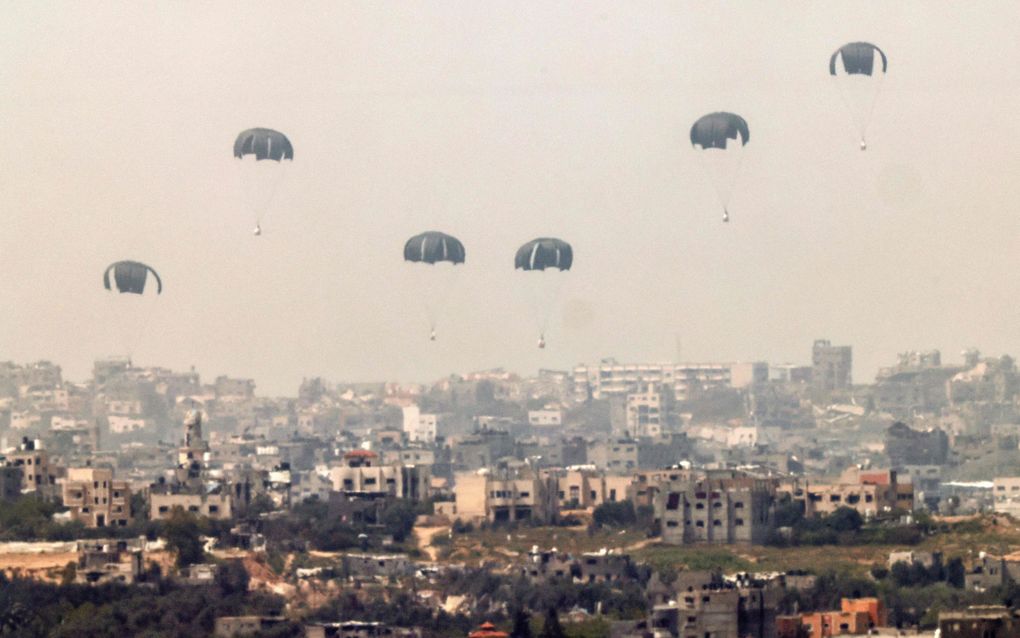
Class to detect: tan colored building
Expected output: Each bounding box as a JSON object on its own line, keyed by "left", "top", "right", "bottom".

{"left": 328, "top": 450, "right": 430, "bottom": 501}
{"left": 993, "top": 477, "right": 1020, "bottom": 518}
{"left": 788, "top": 467, "right": 913, "bottom": 519}
{"left": 5, "top": 439, "right": 60, "bottom": 497}
{"left": 62, "top": 467, "right": 132, "bottom": 528}
{"left": 453, "top": 466, "right": 557, "bottom": 524}
{"left": 553, "top": 469, "right": 634, "bottom": 510}
{"left": 151, "top": 490, "right": 232, "bottom": 520}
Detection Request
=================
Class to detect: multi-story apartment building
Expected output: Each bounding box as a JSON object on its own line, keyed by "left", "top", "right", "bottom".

{"left": 452, "top": 465, "right": 558, "bottom": 524}
{"left": 644, "top": 576, "right": 780, "bottom": 638}
{"left": 573, "top": 360, "right": 761, "bottom": 402}
{"left": 811, "top": 339, "right": 853, "bottom": 396}
{"left": 4, "top": 438, "right": 60, "bottom": 497}
{"left": 586, "top": 437, "right": 638, "bottom": 474}
{"left": 552, "top": 468, "right": 633, "bottom": 510}
{"left": 627, "top": 385, "right": 663, "bottom": 437}
{"left": 329, "top": 450, "right": 430, "bottom": 501}
{"left": 656, "top": 474, "right": 776, "bottom": 545}
{"left": 786, "top": 467, "right": 913, "bottom": 519}
{"left": 402, "top": 405, "right": 438, "bottom": 443}
{"left": 778, "top": 598, "right": 885, "bottom": 638}
{"left": 993, "top": 476, "right": 1020, "bottom": 518}
{"left": 62, "top": 467, "right": 132, "bottom": 528}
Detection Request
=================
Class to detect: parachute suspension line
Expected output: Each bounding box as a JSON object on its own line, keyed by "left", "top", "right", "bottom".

{"left": 695, "top": 148, "right": 745, "bottom": 223}
{"left": 832, "top": 71, "right": 885, "bottom": 151}
{"left": 254, "top": 160, "right": 289, "bottom": 230}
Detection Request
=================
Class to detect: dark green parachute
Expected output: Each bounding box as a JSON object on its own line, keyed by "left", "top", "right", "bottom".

{"left": 404, "top": 231, "right": 465, "bottom": 265}
{"left": 829, "top": 42, "right": 887, "bottom": 76}
{"left": 515, "top": 238, "right": 572, "bottom": 271}
{"left": 103, "top": 261, "right": 162, "bottom": 295}
{"left": 689, "top": 112, "right": 750, "bottom": 150}
{"left": 233, "top": 128, "right": 294, "bottom": 161}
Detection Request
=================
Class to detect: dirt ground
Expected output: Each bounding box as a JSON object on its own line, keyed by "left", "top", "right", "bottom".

{"left": 414, "top": 525, "right": 451, "bottom": 561}
{"left": 0, "top": 552, "right": 76, "bottom": 582}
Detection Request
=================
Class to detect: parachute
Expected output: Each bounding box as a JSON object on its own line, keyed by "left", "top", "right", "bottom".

{"left": 515, "top": 238, "right": 572, "bottom": 347}
{"left": 514, "top": 238, "right": 573, "bottom": 271}
{"left": 690, "top": 112, "right": 749, "bottom": 223}
{"left": 103, "top": 261, "right": 162, "bottom": 295}
{"left": 404, "top": 231, "right": 466, "bottom": 341}
{"left": 829, "top": 42, "right": 887, "bottom": 150}
{"left": 102, "top": 261, "right": 162, "bottom": 358}
{"left": 234, "top": 128, "right": 293, "bottom": 235}
{"left": 404, "top": 231, "right": 466, "bottom": 265}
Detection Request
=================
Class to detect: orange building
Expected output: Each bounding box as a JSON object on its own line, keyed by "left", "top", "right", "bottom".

{"left": 778, "top": 598, "right": 885, "bottom": 637}
{"left": 841, "top": 597, "right": 886, "bottom": 628}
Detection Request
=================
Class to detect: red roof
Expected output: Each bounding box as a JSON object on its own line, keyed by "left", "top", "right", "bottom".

{"left": 344, "top": 449, "right": 378, "bottom": 458}
{"left": 469, "top": 623, "right": 508, "bottom": 638}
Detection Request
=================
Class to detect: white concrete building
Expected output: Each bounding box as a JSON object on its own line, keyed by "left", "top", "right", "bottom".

{"left": 528, "top": 410, "right": 563, "bottom": 428}
{"left": 402, "top": 405, "right": 437, "bottom": 443}
{"left": 626, "top": 385, "right": 662, "bottom": 437}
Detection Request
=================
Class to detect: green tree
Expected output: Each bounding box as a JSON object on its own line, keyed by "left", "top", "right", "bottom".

{"left": 539, "top": 607, "right": 566, "bottom": 638}
{"left": 511, "top": 607, "right": 534, "bottom": 638}
{"left": 825, "top": 507, "right": 863, "bottom": 533}
{"left": 164, "top": 509, "right": 204, "bottom": 567}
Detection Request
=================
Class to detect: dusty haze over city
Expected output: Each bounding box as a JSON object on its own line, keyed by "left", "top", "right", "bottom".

{"left": 1, "top": 2, "right": 1017, "bottom": 394}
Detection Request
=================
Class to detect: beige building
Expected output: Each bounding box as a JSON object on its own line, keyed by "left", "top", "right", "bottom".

{"left": 328, "top": 450, "right": 430, "bottom": 501}
{"left": 993, "top": 477, "right": 1020, "bottom": 518}
{"left": 151, "top": 490, "right": 232, "bottom": 520}
{"left": 626, "top": 385, "right": 663, "bottom": 437}
{"left": 554, "top": 469, "right": 633, "bottom": 510}
{"left": 453, "top": 466, "right": 557, "bottom": 524}
{"left": 788, "top": 467, "right": 913, "bottom": 519}
{"left": 5, "top": 439, "right": 61, "bottom": 497}
{"left": 63, "top": 467, "right": 132, "bottom": 528}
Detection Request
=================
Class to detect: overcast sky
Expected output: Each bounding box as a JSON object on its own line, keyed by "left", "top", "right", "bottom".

{"left": 1, "top": 2, "right": 1018, "bottom": 395}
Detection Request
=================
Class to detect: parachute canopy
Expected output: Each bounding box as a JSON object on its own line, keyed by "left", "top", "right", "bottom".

{"left": 103, "top": 261, "right": 162, "bottom": 295}
{"left": 829, "top": 42, "right": 888, "bottom": 76}
{"left": 404, "top": 231, "right": 465, "bottom": 265}
{"left": 515, "top": 238, "right": 573, "bottom": 271}
{"left": 690, "top": 112, "right": 750, "bottom": 150}
{"left": 233, "top": 128, "right": 294, "bottom": 161}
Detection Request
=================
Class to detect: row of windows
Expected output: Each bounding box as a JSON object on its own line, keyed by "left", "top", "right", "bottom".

{"left": 666, "top": 519, "right": 745, "bottom": 528}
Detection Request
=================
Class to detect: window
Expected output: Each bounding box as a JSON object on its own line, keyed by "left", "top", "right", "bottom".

{"left": 667, "top": 493, "right": 681, "bottom": 510}
{"left": 666, "top": 521, "right": 679, "bottom": 528}
{"left": 734, "top": 502, "right": 744, "bottom": 509}
{"left": 695, "top": 503, "right": 704, "bottom": 510}
{"left": 696, "top": 521, "right": 704, "bottom": 528}
{"left": 713, "top": 520, "right": 721, "bottom": 526}
{"left": 520, "top": 492, "right": 530, "bottom": 498}
{"left": 209, "top": 505, "right": 219, "bottom": 513}
{"left": 735, "top": 518, "right": 744, "bottom": 526}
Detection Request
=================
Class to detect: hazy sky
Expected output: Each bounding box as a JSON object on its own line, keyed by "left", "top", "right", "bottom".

{"left": 1, "top": 2, "right": 1018, "bottom": 395}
